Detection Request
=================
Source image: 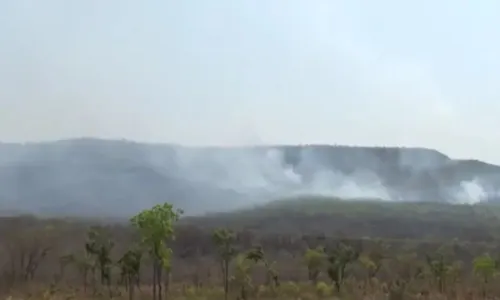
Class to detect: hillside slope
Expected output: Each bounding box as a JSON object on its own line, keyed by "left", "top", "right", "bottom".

{"left": 1, "top": 138, "right": 500, "bottom": 217}
{"left": 182, "top": 197, "right": 500, "bottom": 241}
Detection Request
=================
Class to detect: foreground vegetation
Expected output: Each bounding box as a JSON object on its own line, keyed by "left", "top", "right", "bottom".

{"left": 2, "top": 199, "right": 500, "bottom": 299}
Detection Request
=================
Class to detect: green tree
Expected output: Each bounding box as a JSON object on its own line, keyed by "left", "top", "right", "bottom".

{"left": 4, "top": 224, "right": 54, "bottom": 284}
{"left": 304, "top": 246, "right": 326, "bottom": 285}
{"left": 447, "top": 260, "right": 463, "bottom": 286}
{"left": 63, "top": 252, "right": 94, "bottom": 294}
{"left": 245, "top": 245, "right": 264, "bottom": 263}
{"left": 326, "top": 243, "right": 359, "bottom": 293}
{"left": 131, "top": 203, "right": 183, "bottom": 300}
{"left": 85, "top": 226, "right": 114, "bottom": 295}
{"left": 246, "top": 246, "right": 279, "bottom": 289}
{"left": 425, "top": 253, "right": 451, "bottom": 293}
{"left": 212, "top": 228, "right": 237, "bottom": 300}
{"left": 233, "top": 253, "right": 254, "bottom": 300}
{"left": 473, "top": 253, "right": 497, "bottom": 298}
{"left": 118, "top": 247, "right": 143, "bottom": 300}
{"left": 362, "top": 241, "right": 387, "bottom": 281}
{"left": 359, "top": 247, "right": 385, "bottom": 287}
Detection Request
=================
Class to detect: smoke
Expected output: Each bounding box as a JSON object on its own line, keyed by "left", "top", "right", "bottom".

{"left": 449, "top": 178, "right": 500, "bottom": 205}
{"left": 171, "top": 146, "right": 390, "bottom": 203}
{"left": 168, "top": 145, "right": 498, "bottom": 211}
{"left": 2, "top": 139, "right": 500, "bottom": 217}
{"left": 453, "top": 181, "right": 486, "bottom": 204}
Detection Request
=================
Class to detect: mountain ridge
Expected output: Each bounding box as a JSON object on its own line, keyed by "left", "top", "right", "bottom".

{"left": 1, "top": 138, "right": 500, "bottom": 218}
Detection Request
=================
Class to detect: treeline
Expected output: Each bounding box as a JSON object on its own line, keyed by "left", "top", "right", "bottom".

{"left": 3, "top": 202, "right": 500, "bottom": 299}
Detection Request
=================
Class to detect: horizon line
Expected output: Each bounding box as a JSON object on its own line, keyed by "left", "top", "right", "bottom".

{"left": 1, "top": 136, "right": 495, "bottom": 165}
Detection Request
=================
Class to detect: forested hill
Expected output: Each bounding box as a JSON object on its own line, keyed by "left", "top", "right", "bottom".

{"left": 1, "top": 138, "right": 500, "bottom": 218}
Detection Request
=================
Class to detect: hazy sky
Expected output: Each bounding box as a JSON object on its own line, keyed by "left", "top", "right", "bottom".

{"left": 1, "top": 1, "right": 500, "bottom": 163}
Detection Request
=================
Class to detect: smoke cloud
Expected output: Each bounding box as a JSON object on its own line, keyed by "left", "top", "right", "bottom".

{"left": 1, "top": 139, "right": 499, "bottom": 217}
{"left": 171, "top": 147, "right": 388, "bottom": 201}
{"left": 166, "top": 145, "right": 500, "bottom": 212}
{"left": 450, "top": 178, "right": 500, "bottom": 205}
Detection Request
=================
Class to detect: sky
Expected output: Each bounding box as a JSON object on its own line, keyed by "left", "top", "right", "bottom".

{"left": 1, "top": 1, "right": 500, "bottom": 163}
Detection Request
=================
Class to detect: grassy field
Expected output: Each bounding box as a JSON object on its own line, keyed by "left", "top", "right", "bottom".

{"left": 2, "top": 197, "right": 500, "bottom": 299}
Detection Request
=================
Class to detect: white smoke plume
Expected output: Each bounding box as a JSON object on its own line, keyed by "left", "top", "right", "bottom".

{"left": 169, "top": 145, "right": 497, "bottom": 211}
{"left": 450, "top": 178, "right": 500, "bottom": 205}
{"left": 1, "top": 139, "right": 499, "bottom": 217}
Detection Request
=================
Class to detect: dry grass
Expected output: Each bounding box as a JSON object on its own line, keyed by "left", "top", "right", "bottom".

{"left": 3, "top": 278, "right": 500, "bottom": 300}
{"left": 3, "top": 202, "right": 500, "bottom": 300}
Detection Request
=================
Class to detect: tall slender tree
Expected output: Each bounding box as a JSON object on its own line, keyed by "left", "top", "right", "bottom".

{"left": 326, "top": 243, "right": 359, "bottom": 293}
{"left": 131, "top": 203, "right": 182, "bottom": 300}
{"left": 85, "top": 226, "right": 114, "bottom": 295}
{"left": 304, "top": 246, "right": 326, "bottom": 285}
{"left": 212, "top": 228, "right": 237, "bottom": 300}
{"left": 118, "top": 247, "right": 143, "bottom": 300}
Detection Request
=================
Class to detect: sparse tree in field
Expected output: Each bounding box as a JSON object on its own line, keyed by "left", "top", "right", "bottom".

{"left": 131, "top": 203, "right": 182, "bottom": 300}
{"left": 84, "top": 236, "right": 98, "bottom": 294}
{"left": 246, "top": 246, "right": 279, "bottom": 289}
{"left": 245, "top": 245, "right": 264, "bottom": 263}
{"left": 229, "top": 246, "right": 279, "bottom": 300}
{"left": 85, "top": 226, "right": 114, "bottom": 294}
{"left": 4, "top": 224, "right": 54, "bottom": 285}
{"left": 118, "top": 247, "right": 143, "bottom": 300}
{"left": 473, "top": 253, "right": 497, "bottom": 297}
{"left": 212, "top": 228, "right": 237, "bottom": 300}
{"left": 55, "top": 253, "right": 75, "bottom": 284}
{"left": 426, "top": 253, "right": 451, "bottom": 293}
{"left": 359, "top": 246, "right": 386, "bottom": 287}
{"left": 233, "top": 253, "right": 253, "bottom": 300}
{"left": 66, "top": 251, "right": 94, "bottom": 293}
{"left": 263, "top": 260, "right": 279, "bottom": 289}
{"left": 474, "top": 253, "right": 496, "bottom": 284}
{"left": 447, "top": 260, "right": 463, "bottom": 287}
{"left": 304, "top": 246, "right": 326, "bottom": 285}
{"left": 326, "top": 243, "right": 359, "bottom": 293}
{"left": 394, "top": 252, "right": 424, "bottom": 282}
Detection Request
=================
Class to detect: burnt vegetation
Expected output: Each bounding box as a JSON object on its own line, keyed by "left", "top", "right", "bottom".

{"left": 2, "top": 198, "right": 500, "bottom": 299}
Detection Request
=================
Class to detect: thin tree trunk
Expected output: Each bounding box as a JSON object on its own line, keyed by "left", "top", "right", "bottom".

{"left": 164, "top": 270, "right": 171, "bottom": 300}
{"left": 157, "top": 263, "right": 163, "bottom": 300}
{"left": 91, "top": 267, "right": 97, "bottom": 295}
{"left": 152, "top": 264, "right": 157, "bottom": 300}
{"left": 224, "top": 260, "right": 229, "bottom": 300}
{"left": 83, "top": 269, "right": 88, "bottom": 294}
{"left": 123, "top": 273, "right": 129, "bottom": 291}
{"left": 128, "top": 275, "right": 135, "bottom": 300}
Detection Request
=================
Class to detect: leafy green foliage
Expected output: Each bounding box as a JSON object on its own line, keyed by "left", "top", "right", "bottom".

{"left": 245, "top": 246, "right": 264, "bottom": 263}
{"left": 359, "top": 241, "right": 387, "bottom": 280}
{"left": 474, "top": 253, "right": 497, "bottom": 283}
{"left": 130, "top": 202, "right": 182, "bottom": 300}
{"left": 232, "top": 254, "right": 254, "bottom": 300}
{"left": 85, "top": 226, "right": 114, "bottom": 288}
{"left": 326, "top": 243, "right": 359, "bottom": 292}
{"left": 130, "top": 203, "right": 182, "bottom": 269}
{"left": 426, "top": 253, "right": 452, "bottom": 292}
{"left": 212, "top": 228, "right": 237, "bottom": 300}
{"left": 247, "top": 246, "right": 279, "bottom": 288}
{"left": 118, "top": 247, "right": 143, "bottom": 300}
{"left": 304, "top": 246, "right": 326, "bottom": 284}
